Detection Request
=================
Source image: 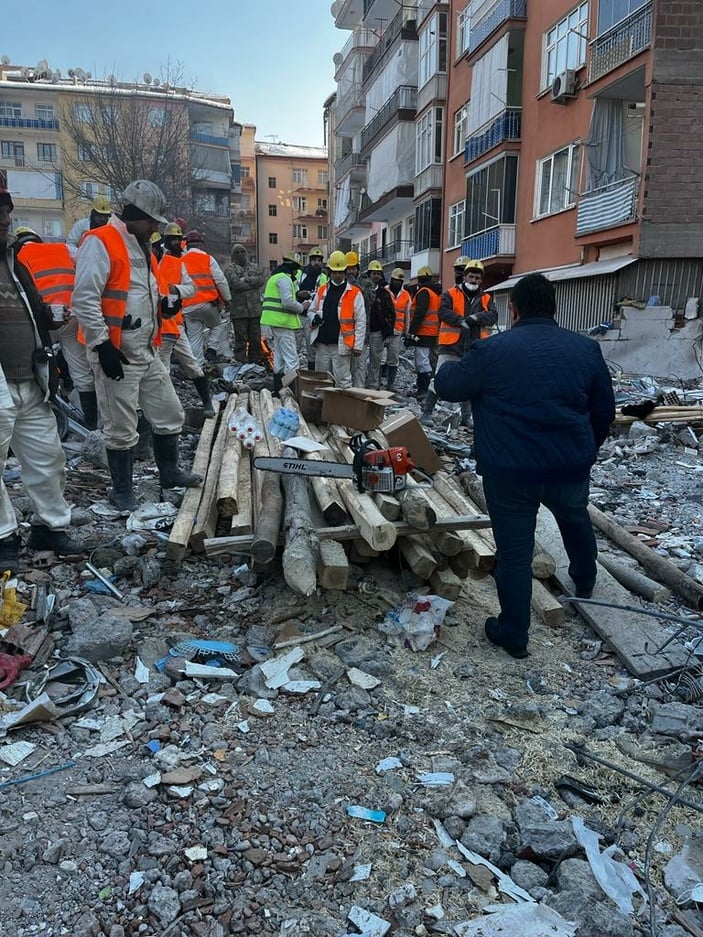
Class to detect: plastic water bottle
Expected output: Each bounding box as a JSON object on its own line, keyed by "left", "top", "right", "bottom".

{"left": 228, "top": 408, "right": 249, "bottom": 435}
{"left": 268, "top": 407, "right": 299, "bottom": 441}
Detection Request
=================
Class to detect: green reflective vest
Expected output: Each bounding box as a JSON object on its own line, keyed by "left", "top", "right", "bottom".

{"left": 261, "top": 271, "right": 302, "bottom": 330}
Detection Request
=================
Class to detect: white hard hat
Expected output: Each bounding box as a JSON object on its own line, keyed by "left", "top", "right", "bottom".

{"left": 121, "top": 179, "right": 168, "bottom": 224}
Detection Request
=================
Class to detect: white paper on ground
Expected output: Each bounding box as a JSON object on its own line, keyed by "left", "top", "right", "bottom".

{"left": 454, "top": 904, "right": 578, "bottom": 936}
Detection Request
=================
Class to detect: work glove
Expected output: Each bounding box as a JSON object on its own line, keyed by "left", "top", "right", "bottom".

{"left": 96, "top": 340, "right": 130, "bottom": 381}
{"left": 122, "top": 314, "right": 142, "bottom": 331}
{"left": 160, "top": 293, "right": 182, "bottom": 319}
{"left": 311, "top": 314, "right": 323, "bottom": 328}
{"left": 296, "top": 290, "right": 312, "bottom": 302}
{"left": 404, "top": 333, "right": 419, "bottom": 347}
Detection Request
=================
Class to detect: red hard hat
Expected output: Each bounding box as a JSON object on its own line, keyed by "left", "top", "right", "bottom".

{"left": 185, "top": 229, "right": 203, "bottom": 244}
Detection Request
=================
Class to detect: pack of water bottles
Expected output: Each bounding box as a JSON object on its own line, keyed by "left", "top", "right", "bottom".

{"left": 227, "top": 408, "right": 263, "bottom": 450}
{"left": 267, "top": 407, "right": 300, "bottom": 441}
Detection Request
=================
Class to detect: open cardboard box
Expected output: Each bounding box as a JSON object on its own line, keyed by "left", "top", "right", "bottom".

{"left": 321, "top": 387, "right": 395, "bottom": 431}
{"left": 283, "top": 369, "right": 334, "bottom": 424}
{"left": 380, "top": 408, "right": 444, "bottom": 473}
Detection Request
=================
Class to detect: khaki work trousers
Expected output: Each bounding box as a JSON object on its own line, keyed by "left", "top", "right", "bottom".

{"left": 157, "top": 330, "right": 204, "bottom": 380}
{"left": 314, "top": 344, "right": 353, "bottom": 389}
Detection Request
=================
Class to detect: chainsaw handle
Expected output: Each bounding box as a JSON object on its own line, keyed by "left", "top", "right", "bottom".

{"left": 409, "top": 466, "right": 434, "bottom": 488}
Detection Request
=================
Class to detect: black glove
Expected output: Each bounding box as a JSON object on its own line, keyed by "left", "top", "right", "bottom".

{"left": 311, "top": 314, "right": 323, "bottom": 328}
{"left": 160, "top": 293, "right": 182, "bottom": 318}
{"left": 404, "top": 334, "right": 419, "bottom": 347}
{"left": 296, "top": 290, "right": 312, "bottom": 302}
{"left": 97, "top": 340, "right": 130, "bottom": 381}
{"left": 122, "top": 314, "right": 142, "bottom": 331}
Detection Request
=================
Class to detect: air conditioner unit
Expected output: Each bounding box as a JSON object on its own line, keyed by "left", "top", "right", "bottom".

{"left": 551, "top": 69, "right": 578, "bottom": 104}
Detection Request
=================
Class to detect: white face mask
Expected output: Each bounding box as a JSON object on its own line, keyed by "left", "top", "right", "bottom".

{"left": 465, "top": 282, "right": 479, "bottom": 292}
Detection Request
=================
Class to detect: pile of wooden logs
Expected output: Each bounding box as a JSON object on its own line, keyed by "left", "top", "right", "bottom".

{"left": 614, "top": 404, "right": 703, "bottom": 425}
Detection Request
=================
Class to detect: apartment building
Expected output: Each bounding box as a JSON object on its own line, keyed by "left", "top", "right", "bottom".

{"left": 255, "top": 142, "right": 330, "bottom": 272}
{"left": 231, "top": 123, "right": 258, "bottom": 261}
{"left": 0, "top": 61, "right": 237, "bottom": 253}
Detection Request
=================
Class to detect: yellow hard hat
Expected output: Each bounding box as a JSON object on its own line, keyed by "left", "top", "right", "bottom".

{"left": 91, "top": 194, "right": 112, "bottom": 215}
{"left": 453, "top": 255, "right": 472, "bottom": 269}
{"left": 282, "top": 252, "right": 302, "bottom": 267}
{"left": 345, "top": 250, "right": 359, "bottom": 267}
{"left": 417, "top": 265, "right": 434, "bottom": 278}
{"left": 327, "top": 250, "right": 348, "bottom": 271}
{"left": 14, "top": 225, "right": 41, "bottom": 242}
{"left": 150, "top": 231, "right": 163, "bottom": 244}
{"left": 309, "top": 246, "right": 324, "bottom": 258}
{"left": 465, "top": 259, "right": 485, "bottom": 275}
{"left": 163, "top": 222, "right": 183, "bottom": 237}
{"left": 390, "top": 268, "right": 405, "bottom": 280}
{"left": 367, "top": 259, "right": 383, "bottom": 273}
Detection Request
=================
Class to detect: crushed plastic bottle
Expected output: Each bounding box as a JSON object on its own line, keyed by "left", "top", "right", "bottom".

{"left": 347, "top": 804, "right": 386, "bottom": 823}
{"left": 267, "top": 407, "right": 300, "bottom": 441}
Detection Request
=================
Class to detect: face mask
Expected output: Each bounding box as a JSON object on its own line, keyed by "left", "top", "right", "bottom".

{"left": 465, "top": 282, "right": 479, "bottom": 292}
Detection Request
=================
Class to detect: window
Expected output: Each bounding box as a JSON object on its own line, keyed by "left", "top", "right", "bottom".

{"left": 78, "top": 144, "right": 94, "bottom": 162}
{"left": 149, "top": 107, "right": 167, "bottom": 127}
{"left": 300, "top": 253, "right": 308, "bottom": 266}
{"left": 544, "top": 3, "right": 589, "bottom": 88}
{"left": 1, "top": 141, "right": 24, "bottom": 164}
{"left": 448, "top": 200, "right": 465, "bottom": 248}
{"left": 35, "top": 104, "right": 55, "bottom": 121}
{"left": 453, "top": 104, "right": 469, "bottom": 157}
{"left": 80, "top": 181, "right": 100, "bottom": 199}
{"left": 415, "top": 107, "right": 444, "bottom": 174}
{"left": 293, "top": 168, "right": 308, "bottom": 186}
{"left": 37, "top": 142, "right": 57, "bottom": 162}
{"left": 597, "top": 0, "right": 647, "bottom": 34}
{"left": 268, "top": 176, "right": 277, "bottom": 188}
{"left": 292, "top": 224, "right": 308, "bottom": 239}
{"left": 457, "top": 4, "right": 471, "bottom": 58}
{"left": 535, "top": 144, "right": 580, "bottom": 217}
{"left": 465, "top": 154, "right": 518, "bottom": 237}
{"left": 74, "top": 103, "right": 92, "bottom": 123}
{"left": 293, "top": 196, "right": 307, "bottom": 213}
{"left": 317, "top": 197, "right": 327, "bottom": 209}
{"left": 42, "top": 219, "right": 63, "bottom": 239}
{"left": 414, "top": 197, "right": 442, "bottom": 252}
{"left": 317, "top": 170, "right": 328, "bottom": 185}
{"left": 268, "top": 204, "right": 277, "bottom": 216}
{"left": 269, "top": 233, "right": 278, "bottom": 244}
{"left": 0, "top": 102, "right": 22, "bottom": 119}
{"left": 240, "top": 165, "right": 250, "bottom": 177}
{"left": 240, "top": 195, "right": 251, "bottom": 210}
{"left": 317, "top": 225, "right": 328, "bottom": 239}
{"left": 418, "top": 12, "right": 448, "bottom": 88}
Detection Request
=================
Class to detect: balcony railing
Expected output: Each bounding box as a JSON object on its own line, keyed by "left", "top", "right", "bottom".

{"left": 576, "top": 177, "right": 638, "bottom": 236}
{"left": 360, "top": 239, "right": 414, "bottom": 267}
{"left": 465, "top": 108, "right": 521, "bottom": 164}
{"left": 469, "top": 0, "right": 527, "bottom": 55}
{"left": 336, "top": 28, "right": 378, "bottom": 77}
{"left": 335, "top": 151, "right": 365, "bottom": 178}
{"left": 588, "top": 1, "right": 653, "bottom": 83}
{"left": 0, "top": 116, "right": 59, "bottom": 130}
{"left": 414, "top": 163, "right": 443, "bottom": 194}
{"left": 190, "top": 131, "right": 230, "bottom": 147}
{"left": 335, "top": 83, "right": 365, "bottom": 122}
{"left": 362, "top": 8, "right": 417, "bottom": 84}
{"left": 360, "top": 85, "right": 417, "bottom": 152}
{"left": 461, "top": 224, "right": 516, "bottom": 259}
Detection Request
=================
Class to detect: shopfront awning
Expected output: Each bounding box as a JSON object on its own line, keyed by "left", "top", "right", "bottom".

{"left": 490, "top": 256, "right": 636, "bottom": 292}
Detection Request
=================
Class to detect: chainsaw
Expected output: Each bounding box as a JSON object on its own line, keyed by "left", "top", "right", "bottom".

{"left": 254, "top": 435, "right": 434, "bottom": 494}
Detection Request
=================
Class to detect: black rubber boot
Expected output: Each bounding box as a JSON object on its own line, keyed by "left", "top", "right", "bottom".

{"left": 414, "top": 372, "right": 431, "bottom": 401}
{"left": 27, "top": 525, "right": 82, "bottom": 555}
{"left": 106, "top": 448, "right": 139, "bottom": 512}
{"left": 78, "top": 391, "right": 99, "bottom": 431}
{"left": 420, "top": 389, "right": 437, "bottom": 426}
{"left": 460, "top": 401, "right": 473, "bottom": 428}
{"left": 193, "top": 375, "right": 215, "bottom": 418}
{"left": 153, "top": 434, "right": 203, "bottom": 489}
{"left": 380, "top": 363, "right": 388, "bottom": 381}
{"left": 307, "top": 360, "right": 316, "bottom": 371}
{"left": 0, "top": 532, "right": 21, "bottom": 574}
{"left": 272, "top": 372, "right": 283, "bottom": 398}
{"left": 386, "top": 365, "right": 398, "bottom": 392}
{"left": 132, "top": 412, "right": 153, "bottom": 462}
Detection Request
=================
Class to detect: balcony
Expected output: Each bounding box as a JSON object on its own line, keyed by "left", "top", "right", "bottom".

{"left": 360, "top": 85, "right": 417, "bottom": 153}
{"left": 0, "top": 116, "right": 59, "bottom": 131}
{"left": 575, "top": 177, "right": 638, "bottom": 236}
{"left": 335, "top": 150, "right": 366, "bottom": 180}
{"left": 331, "top": 0, "right": 365, "bottom": 30}
{"left": 468, "top": 0, "right": 527, "bottom": 56}
{"left": 461, "top": 224, "right": 516, "bottom": 259}
{"left": 190, "top": 131, "right": 230, "bottom": 147}
{"left": 465, "top": 108, "right": 521, "bottom": 164}
{"left": 362, "top": 8, "right": 417, "bottom": 85}
{"left": 335, "top": 28, "right": 377, "bottom": 79}
{"left": 417, "top": 0, "right": 446, "bottom": 27}
{"left": 335, "top": 83, "right": 366, "bottom": 135}
{"left": 360, "top": 239, "right": 414, "bottom": 268}
{"left": 414, "top": 163, "right": 443, "bottom": 196}
{"left": 588, "top": 1, "right": 653, "bottom": 83}
{"left": 193, "top": 169, "right": 232, "bottom": 188}
{"left": 242, "top": 176, "right": 255, "bottom": 190}
{"left": 416, "top": 73, "right": 447, "bottom": 115}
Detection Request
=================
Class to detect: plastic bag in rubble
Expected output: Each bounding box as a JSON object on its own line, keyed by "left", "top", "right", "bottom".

{"left": 572, "top": 816, "right": 648, "bottom": 915}
{"left": 378, "top": 593, "right": 454, "bottom": 651}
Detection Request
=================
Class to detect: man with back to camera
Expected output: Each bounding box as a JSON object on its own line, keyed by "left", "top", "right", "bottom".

{"left": 435, "top": 273, "right": 615, "bottom": 659}
{"left": 66, "top": 193, "right": 112, "bottom": 259}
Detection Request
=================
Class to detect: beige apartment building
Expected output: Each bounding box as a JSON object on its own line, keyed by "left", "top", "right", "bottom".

{"left": 254, "top": 142, "right": 330, "bottom": 272}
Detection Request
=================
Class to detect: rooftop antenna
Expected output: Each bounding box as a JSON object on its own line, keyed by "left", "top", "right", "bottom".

{"left": 265, "top": 134, "right": 280, "bottom": 144}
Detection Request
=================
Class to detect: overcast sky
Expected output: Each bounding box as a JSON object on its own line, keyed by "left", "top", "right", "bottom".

{"left": 4, "top": 0, "right": 340, "bottom": 147}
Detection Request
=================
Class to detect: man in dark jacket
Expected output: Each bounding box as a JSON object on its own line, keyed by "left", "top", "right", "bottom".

{"left": 365, "top": 260, "right": 395, "bottom": 389}
{"left": 435, "top": 273, "right": 614, "bottom": 658}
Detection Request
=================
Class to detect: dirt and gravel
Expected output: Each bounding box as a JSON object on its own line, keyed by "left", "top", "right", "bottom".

{"left": 0, "top": 366, "right": 702, "bottom": 937}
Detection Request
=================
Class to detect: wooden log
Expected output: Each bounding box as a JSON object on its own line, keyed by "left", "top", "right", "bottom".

{"left": 317, "top": 539, "right": 349, "bottom": 590}
{"left": 397, "top": 487, "right": 437, "bottom": 530}
{"left": 597, "top": 553, "right": 672, "bottom": 603}
{"left": 448, "top": 547, "right": 474, "bottom": 579}
{"left": 280, "top": 444, "right": 319, "bottom": 596}
{"left": 352, "top": 538, "right": 380, "bottom": 558}
{"left": 216, "top": 392, "right": 241, "bottom": 517}
{"left": 399, "top": 535, "right": 438, "bottom": 580}
{"left": 374, "top": 493, "right": 401, "bottom": 521}
{"left": 429, "top": 566, "right": 463, "bottom": 601}
{"left": 230, "top": 450, "right": 253, "bottom": 536}
{"left": 588, "top": 503, "right": 703, "bottom": 610}
{"left": 531, "top": 578, "right": 565, "bottom": 627}
{"left": 432, "top": 529, "right": 464, "bottom": 556}
{"left": 167, "top": 400, "right": 221, "bottom": 561}
{"left": 532, "top": 552, "right": 556, "bottom": 580}
{"left": 250, "top": 393, "right": 283, "bottom": 566}
{"left": 348, "top": 542, "right": 371, "bottom": 564}
{"left": 190, "top": 395, "right": 238, "bottom": 553}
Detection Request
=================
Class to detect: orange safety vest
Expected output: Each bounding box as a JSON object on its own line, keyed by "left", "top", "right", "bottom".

{"left": 315, "top": 281, "right": 362, "bottom": 349}
{"left": 438, "top": 288, "right": 493, "bottom": 346}
{"left": 18, "top": 242, "right": 75, "bottom": 306}
{"left": 389, "top": 287, "right": 411, "bottom": 335}
{"left": 84, "top": 225, "right": 160, "bottom": 349}
{"left": 412, "top": 287, "right": 441, "bottom": 337}
{"left": 158, "top": 253, "right": 185, "bottom": 339}
{"left": 182, "top": 251, "right": 219, "bottom": 306}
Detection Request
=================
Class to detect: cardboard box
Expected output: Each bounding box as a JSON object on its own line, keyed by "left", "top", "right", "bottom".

{"left": 321, "top": 387, "right": 394, "bottom": 431}
{"left": 284, "top": 370, "right": 334, "bottom": 424}
{"left": 380, "top": 408, "right": 444, "bottom": 474}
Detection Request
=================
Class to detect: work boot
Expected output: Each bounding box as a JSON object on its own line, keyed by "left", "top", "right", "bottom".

{"left": 307, "top": 359, "right": 316, "bottom": 371}
{"left": 106, "top": 448, "right": 139, "bottom": 512}
{"left": 380, "top": 363, "right": 388, "bottom": 381}
{"left": 78, "top": 390, "right": 99, "bottom": 431}
{"left": 153, "top": 434, "right": 203, "bottom": 489}
{"left": 386, "top": 365, "right": 398, "bottom": 392}
{"left": 27, "top": 525, "right": 82, "bottom": 555}
{"left": 193, "top": 375, "right": 215, "bottom": 419}
{"left": 414, "top": 372, "right": 431, "bottom": 401}
{"left": 459, "top": 401, "right": 473, "bottom": 428}
{"left": 420, "top": 389, "right": 437, "bottom": 426}
{"left": 272, "top": 372, "right": 283, "bottom": 399}
{"left": 132, "top": 412, "right": 153, "bottom": 462}
{"left": 0, "top": 532, "right": 21, "bottom": 574}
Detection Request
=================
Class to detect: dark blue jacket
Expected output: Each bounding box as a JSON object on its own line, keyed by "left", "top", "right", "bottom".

{"left": 434, "top": 317, "right": 615, "bottom": 483}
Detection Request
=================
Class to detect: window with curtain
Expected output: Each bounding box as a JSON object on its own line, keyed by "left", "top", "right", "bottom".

{"left": 535, "top": 144, "right": 581, "bottom": 216}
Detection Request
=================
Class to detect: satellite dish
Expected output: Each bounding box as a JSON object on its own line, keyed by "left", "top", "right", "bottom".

{"left": 68, "top": 68, "right": 76, "bottom": 78}
{"left": 20, "top": 66, "right": 30, "bottom": 78}
{"left": 333, "top": 52, "right": 343, "bottom": 65}
{"left": 1, "top": 56, "right": 10, "bottom": 66}
{"left": 143, "top": 72, "right": 152, "bottom": 84}
{"left": 152, "top": 78, "right": 160, "bottom": 87}
{"left": 85, "top": 72, "right": 92, "bottom": 79}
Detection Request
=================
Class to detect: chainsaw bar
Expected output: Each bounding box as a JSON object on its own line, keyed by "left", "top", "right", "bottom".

{"left": 254, "top": 457, "right": 354, "bottom": 480}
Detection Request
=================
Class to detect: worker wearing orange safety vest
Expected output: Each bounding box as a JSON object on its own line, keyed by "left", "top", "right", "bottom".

{"left": 383, "top": 267, "right": 411, "bottom": 392}
{"left": 405, "top": 265, "right": 441, "bottom": 401}
{"left": 72, "top": 180, "right": 202, "bottom": 511}
{"left": 181, "top": 230, "right": 232, "bottom": 365}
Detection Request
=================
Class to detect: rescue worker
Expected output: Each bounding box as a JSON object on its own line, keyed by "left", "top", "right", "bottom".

{"left": 405, "top": 265, "right": 441, "bottom": 402}
{"left": 72, "top": 179, "right": 202, "bottom": 511}
{"left": 150, "top": 230, "right": 164, "bottom": 262}
{"left": 385, "top": 268, "right": 411, "bottom": 392}
{"left": 225, "top": 243, "right": 266, "bottom": 365}
{"left": 158, "top": 224, "right": 214, "bottom": 418}
{"left": 0, "top": 186, "right": 81, "bottom": 569}
{"left": 261, "top": 252, "right": 310, "bottom": 394}
{"left": 344, "top": 250, "right": 374, "bottom": 387}
{"left": 421, "top": 258, "right": 497, "bottom": 427}
{"left": 298, "top": 246, "right": 328, "bottom": 369}
{"left": 307, "top": 250, "right": 365, "bottom": 389}
{"left": 66, "top": 193, "right": 112, "bottom": 259}
{"left": 181, "top": 230, "right": 232, "bottom": 366}
{"left": 365, "top": 260, "right": 395, "bottom": 390}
